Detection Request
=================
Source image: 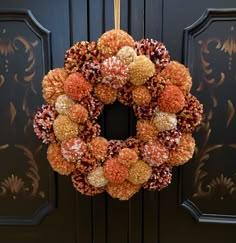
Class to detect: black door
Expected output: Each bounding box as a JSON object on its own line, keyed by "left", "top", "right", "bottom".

{"left": 0, "top": 0, "right": 236, "bottom": 242}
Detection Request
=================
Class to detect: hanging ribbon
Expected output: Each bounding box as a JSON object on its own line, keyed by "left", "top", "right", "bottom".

{"left": 114, "top": 0, "right": 120, "bottom": 30}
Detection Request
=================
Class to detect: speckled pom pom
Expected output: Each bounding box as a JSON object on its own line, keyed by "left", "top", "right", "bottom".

{"left": 94, "top": 83, "right": 117, "bottom": 104}
{"left": 97, "top": 29, "right": 135, "bottom": 58}
{"left": 125, "top": 137, "right": 142, "bottom": 156}
{"left": 177, "top": 94, "right": 203, "bottom": 133}
{"left": 143, "top": 140, "right": 169, "bottom": 166}
{"left": 136, "top": 119, "right": 158, "bottom": 142}
{"left": 118, "top": 148, "right": 138, "bottom": 168}
{"left": 64, "top": 41, "right": 100, "bottom": 73}
{"left": 69, "top": 103, "right": 89, "bottom": 124}
{"left": 101, "top": 56, "right": 128, "bottom": 89}
{"left": 61, "top": 138, "right": 87, "bottom": 162}
{"left": 132, "top": 85, "right": 151, "bottom": 106}
{"left": 80, "top": 120, "right": 101, "bottom": 143}
{"left": 72, "top": 169, "right": 104, "bottom": 196}
{"left": 158, "top": 128, "right": 182, "bottom": 150}
{"left": 104, "top": 158, "right": 129, "bottom": 184}
{"left": 128, "top": 160, "right": 152, "bottom": 184}
{"left": 42, "top": 68, "right": 68, "bottom": 105}
{"left": 33, "top": 104, "right": 58, "bottom": 144}
{"left": 81, "top": 60, "right": 102, "bottom": 85}
{"left": 87, "top": 166, "right": 108, "bottom": 188}
{"left": 135, "top": 39, "right": 170, "bottom": 72}
{"left": 153, "top": 111, "right": 177, "bottom": 132}
{"left": 55, "top": 94, "right": 75, "bottom": 115}
{"left": 143, "top": 163, "right": 172, "bottom": 191}
{"left": 117, "top": 46, "right": 137, "bottom": 65}
{"left": 53, "top": 115, "right": 79, "bottom": 141}
{"left": 47, "top": 143, "right": 75, "bottom": 175}
{"left": 88, "top": 136, "right": 109, "bottom": 161}
{"left": 76, "top": 150, "right": 98, "bottom": 174}
{"left": 159, "top": 61, "right": 192, "bottom": 95}
{"left": 107, "top": 180, "right": 141, "bottom": 200}
{"left": 117, "top": 82, "right": 134, "bottom": 106}
{"left": 128, "top": 55, "right": 155, "bottom": 86}
{"left": 158, "top": 85, "right": 185, "bottom": 113}
{"left": 64, "top": 72, "right": 92, "bottom": 101}
{"left": 107, "top": 140, "right": 126, "bottom": 158}
{"left": 133, "top": 101, "right": 158, "bottom": 119}
{"left": 168, "top": 133, "right": 195, "bottom": 166}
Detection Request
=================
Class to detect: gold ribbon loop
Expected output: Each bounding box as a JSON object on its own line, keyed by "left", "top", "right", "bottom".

{"left": 114, "top": 0, "right": 120, "bottom": 30}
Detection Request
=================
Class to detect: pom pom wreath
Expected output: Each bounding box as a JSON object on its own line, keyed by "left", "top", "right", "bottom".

{"left": 61, "top": 138, "right": 87, "bottom": 163}
{"left": 143, "top": 140, "right": 169, "bottom": 167}
{"left": 80, "top": 120, "right": 101, "bottom": 143}
{"left": 132, "top": 85, "right": 151, "bottom": 106}
{"left": 143, "top": 163, "right": 172, "bottom": 191}
{"left": 87, "top": 166, "right": 108, "bottom": 188}
{"left": 135, "top": 39, "right": 170, "bottom": 72}
{"left": 64, "top": 41, "right": 100, "bottom": 73}
{"left": 159, "top": 61, "right": 192, "bottom": 94}
{"left": 68, "top": 103, "right": 89, "bottom": 124}
{"left": 76, "top": 150, "right": 98, "bottom": 174}
{"left": 117, "top": 82, "right": 134, "bottom": 106}
{"left": 47, "top": 143, "right": 75, "bottom": 175}
{"left": 94, "top": 83, "right": 117, "bottom": 104}
{"left": 136, "top": 119, "right": 158, "bottom": 142}
{"left": 118, "top": 148, "right": 138, "bottom": 168}
{"left": 128, "top": 55, "right": 155, "bottom": 86}
{"left": 152, "top": 111, "right": 177, "bottom": 132}
{"left": 104, "top": 158, "right": 129, "bottom": 184}
{"left": 158, "top": 85, "right": 185, "bottom": 113}
{"left": 158, "top": 128, "right": 182, "bottom": 150}
{"left": 107, "top": 181, "right": 140, "bottom": 200}
{"left": 81, "top": 60, "right": 102, "bottom": 85}
{"left": 88, "top": 136, "right": 109, "bottom": 161}
{"left": 101, "top": 56, "right": 128, "bottom": 89}
{"left": 33, "top": 104, "right": 58, "bottom": 144}
{"left": 55, "top": 94, "right": 75, "bottom": 115}
{"left": 53, "top": 115, "right": 79, "bottom": 141}
{"left": 64, "top": 72, "right": 92, "bottom": 101}
{"left": 72, "top": 169, "right": 104, "bottom": 196}
{"left": 42, "top": 68, "right": 68, "bottom": 105}
{"left": 97, "top": 29, "right": 135, "bottom": 58}
{"left": 168, "top": 133, "right": 195, "bottom": 166}
{"left": 128, "top": 160, "right": 152, "bottom": 184}
{"left": 177, "top": 94, "right": 203, "bottom": 133}
{"left": 117, "top": 46, "right": 137, "bottom": 65}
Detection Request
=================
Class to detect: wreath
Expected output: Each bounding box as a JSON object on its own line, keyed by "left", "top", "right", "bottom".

{"left": 33, "top": 29, "right": 203, "bottom": 200}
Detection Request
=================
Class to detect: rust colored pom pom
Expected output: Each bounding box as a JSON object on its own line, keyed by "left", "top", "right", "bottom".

{"left": 42, "top": 68, "right": 68, "bottom": 105}
{"left": 143, "top": 139, "right": 169, "bottom": 166}
{"left": 104, "top": 158, "right": 129, "bottom": 184}
{"left": 168, "top": 133, "right": 195, "bottom": 166}
{"left": 101, "top": 56, "right": 128, "bottom": 89}
{"left": 158, "top": 128, "right": 182, "bottom": 150}
{"left": 107, "top": 180, "right": 140, "bottom": 200}
{"left": 80, "top": 95, "right": 104, "bottom": 119}
{"left": 153, "top": 111, "right": 177, "bottom": 132}
{"left": 117, "top": 46, "right": 137, "bottom": 65}
{"left": 97, "top": 29, "right": 135, "bottom": 58}
{"left": 81, "top": 60, "right": 102, "bottom": 85}
{"left": 61, "top": 138, "right": 87, "bottom": 163}
{"left": 117, "top": 82, "right": 134, "bottom": 106}
{"left": 118, "top": 148, "right": 138, "bottom": 168}
{"left": 135, "top": 39, "right": 170, "bottom": 72}
{"left": 128, "top": 160, "right": 152, "bottom": 184}
{"left": 80, "top": 120, "right": 101, "bottom": 143}
{"left": 143, "top": 163, "right": 172, "bottom": 191}
{"left": 33, "top": 104, "right": 58, "bottom": 144}
{"left": 132, "top": 85, "right": 151, "bottom": 106}
{"left": 72, "top": 169, "right": 104, "bottom": 196}
{"left": 88, "top": 136, "right": 109, "bottom": 161}
{"left": 76, "top": 150, "right": 98, "bottom": 174}
{"left": 159, "top": 61, "right": 192, "bottom": 95}
{"left": 136, "top": 119, "right": 158, "bottom": 142}
{"left": 55, "top": 94, "right": 75, "bottom": 115}
{"left": 128, "top": 55, "right": 155, "bottom": 86}
{"left": 64, "top": 41, "right": 100, "bottom": 73}
{"left": 177, "top": 94, "right": 203, "bottom": 133}
{"left": 47, "top": 143, "right": 75, "bottom": 175}
{"left": 107, "top": 139, "right": 126, "bottom": 158}
{"left": 94, "top": 83, "right": 117, "bottom": 104}
{"left": 87, "top": 166, "right": 108, "bottom": 188}
{"left": 133, "top": 101, "right": 157, "bottom": 119}
{"left": 158, "top": 85, "right": 185, "bottom": 113}
{"left": 53, "top": 115, "right": 79, "bottom": 141}
{"left": 64, "top": 72, "right": 92, "bottom": 101}
{"left": 69, "top": 103, "right": 89, "bottom": 124}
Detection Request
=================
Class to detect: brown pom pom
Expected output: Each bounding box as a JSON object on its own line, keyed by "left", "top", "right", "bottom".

{"left": 117, "top": 82, "right": 134, "bottom": 106}
{"left": 81, "top": 60, "right": 102, "bottom": 85}
{"left": 76, "top": 150, "right": 98, "bottom": 174}
{"left": 132, "top": 85, "right": 151, "bottom": 105}
{"left": 107, "top": 139, "right": 126, "bottom": 158}
{"left": 80, "top": 120, "right": 101, "bottom": 143}
{"left": 133, "top": 101, "right": 158, "bottom": 119}
{"left": 94, "top": 83, "right": 117, "bottom": 104}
